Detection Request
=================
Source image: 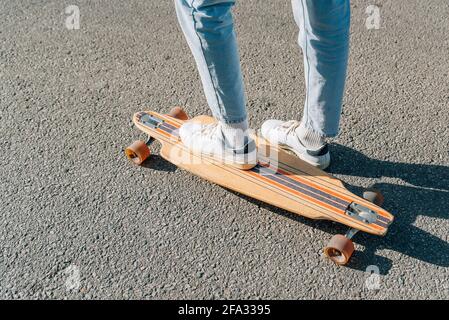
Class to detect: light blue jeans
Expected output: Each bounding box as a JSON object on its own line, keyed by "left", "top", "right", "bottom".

{"left": 175, "top": 0, "right": 350, "bottom": 137}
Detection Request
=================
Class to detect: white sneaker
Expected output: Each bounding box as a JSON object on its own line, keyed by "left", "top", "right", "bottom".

{"left": 179, "top": 121, "right": 257, "bottom": 170}
{"left": 260, "top": 120, "right": 330, "bottom": 169}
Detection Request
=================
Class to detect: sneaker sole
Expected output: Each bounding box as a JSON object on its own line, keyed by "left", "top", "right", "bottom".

{"left": 279, "top": 144, "right": 330, "bottom": 170}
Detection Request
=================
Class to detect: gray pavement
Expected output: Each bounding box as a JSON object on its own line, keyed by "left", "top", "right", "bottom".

{"left": 1, "top": 0, "right": 448, "bottom": 299}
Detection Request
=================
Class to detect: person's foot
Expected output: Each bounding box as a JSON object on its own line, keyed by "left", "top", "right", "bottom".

{"left": 179, "top": 120, "right": 257, "bottom": 170}
{"left": 261, "top": 120, "right": 330, "bottom": 169}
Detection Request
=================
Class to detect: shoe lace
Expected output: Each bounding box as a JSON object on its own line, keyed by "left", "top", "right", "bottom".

{"left": 199, "top": 122, "right": 223, "bottom": 140}
{"left": 280, "top": 120, "right": 301, "bottom": 136}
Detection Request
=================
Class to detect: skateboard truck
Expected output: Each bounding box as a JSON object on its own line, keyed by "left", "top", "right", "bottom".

{"left": 146, "top": 136, "right": 155, "bottom": 146}
{"left": 323, "top": 201, "right": 381, "bottom": 265}
{"left": 344, "top": 202, "right": 379, "bottom": 239}
{"left": 124, "top": 113, "right": 163, "bottom": 165}
{"left": 139, "top": 113, "right": 163, "bottom": 146}
{"left": 345, "top": 228, "right": 359, "bottom": 240}
{"left": 346, "top": 202, "right": 378, "bottom": 224}
{"left": 140, "top": 113, "right": 163, "bottom": 129}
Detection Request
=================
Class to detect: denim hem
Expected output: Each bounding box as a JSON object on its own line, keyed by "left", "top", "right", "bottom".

{"left": 301, "top": 120, "right": 338, "bottom": 138}
{"left": 216, "top": 115, "right": 248, "bottom": 124}
{"left": 323, "top": 132, "right": 338, "bottom": 138}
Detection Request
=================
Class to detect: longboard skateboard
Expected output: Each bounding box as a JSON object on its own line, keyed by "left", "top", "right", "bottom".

{"left": 126, "top": 107, "right": 394, "bottom": 265}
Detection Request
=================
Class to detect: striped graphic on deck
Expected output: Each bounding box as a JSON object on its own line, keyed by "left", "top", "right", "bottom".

{"left": 251, "top": 164, "right": 350, "bottom": 211}
{"left": 161, "top": 122, "right": 178, "bottom": 134}
{"left": 138, "top": 112, "right": 392, "bottom": 229}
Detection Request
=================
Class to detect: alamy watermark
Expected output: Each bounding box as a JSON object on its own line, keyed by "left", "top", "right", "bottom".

{"left": 365, "top": 5, "right": 381, "bottom": 30}
{"left": 64, "top": 264, "right": 81, "bottom": 291}
{"left": 65, "top": 5, "right": 80, "bottom": 30}
{"left": 365, "top": 265, "right": 381, "bottom": 290}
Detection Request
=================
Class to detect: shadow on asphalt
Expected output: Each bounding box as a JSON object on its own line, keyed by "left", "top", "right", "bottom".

{"left": 141, "top": 154, "right": 177, "bottom": 172}
{"left": 227, "top": 192, "right": 395, "bottom": 275}
{"left": 244, "top": 144, "right": 449, "bottom": 273}
{"left": 142, "top": 143, "right": 449, "bottom": 273}
{"left": 326, "top": 144, "right": 449, "bottom": 271}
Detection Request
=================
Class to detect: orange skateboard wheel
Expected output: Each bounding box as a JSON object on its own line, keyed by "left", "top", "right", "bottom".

{"left": 168, "top": 106, "right": 189, "bottom": 120}
{"left": 363, "top": 188, "right": 384, "bottom": 206}
{"left": 323, "top": 234, "right": 355, "bottom": 265}
{"left": 125, "top": 140, "right": 150, "bottom": 165}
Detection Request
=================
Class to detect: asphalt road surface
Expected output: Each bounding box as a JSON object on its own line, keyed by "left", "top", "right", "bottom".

{"left": 1, "top": 0, "right": 448, "bottom": 299}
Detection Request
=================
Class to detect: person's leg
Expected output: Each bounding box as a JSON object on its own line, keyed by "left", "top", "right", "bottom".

{"left": 175, "top": 0, "right": 247, "bottom": 123}
{"left": 174, "top": 0, "right": 255, "bottom": 169}
{"left": 261, "top": 0, "right": 350, "bottom": 169}
{"left": 293, "top": 0, "right": 350, "bottom": 138}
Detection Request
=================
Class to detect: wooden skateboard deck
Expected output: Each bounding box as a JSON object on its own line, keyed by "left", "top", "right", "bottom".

{"left": 127, "top": 108, "right": 394, "bottom": 265}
